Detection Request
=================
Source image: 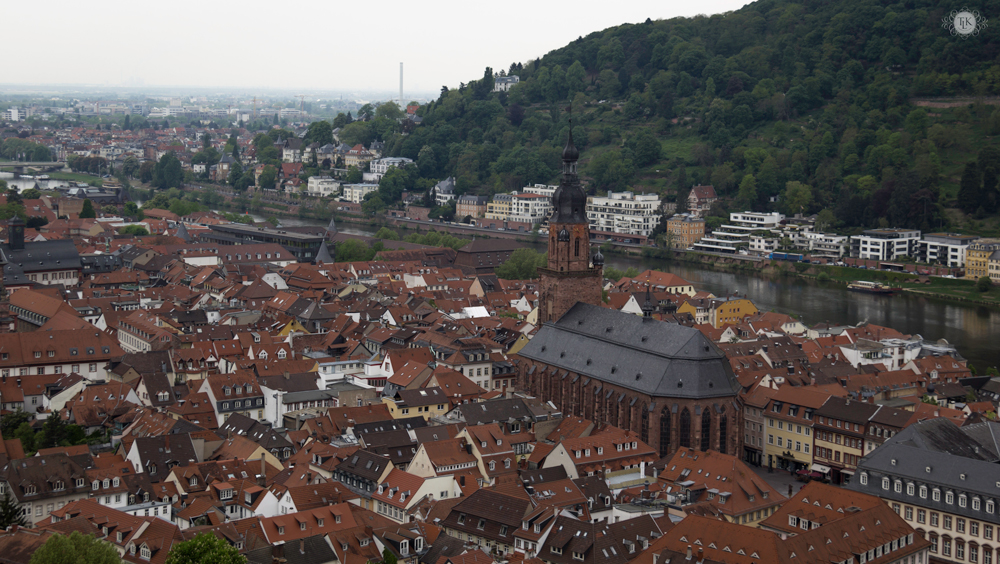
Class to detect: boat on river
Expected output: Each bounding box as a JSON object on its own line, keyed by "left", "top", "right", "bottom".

{"left": 847, "top": 280, "right": 897, "bottom": 294}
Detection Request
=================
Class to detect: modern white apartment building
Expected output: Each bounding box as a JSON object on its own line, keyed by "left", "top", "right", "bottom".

{"left": 693, "top": 212, "right": 785, "bottom": 254}
{"left": 509, "top": 193, "right": 552, "bottom": 224}
{"left": 795, "top": 231, "right": 851, "bottom": 258}
{"left": 341, "top": 183, "right": 379, "bottom": 204}
{"left": 919, "top": 233, "right": 978, "bottom": 267}
{"left": 850, "top": 229, "right": 921, "bottom": 261}
{"left": 586, "top": 191, "right": 661, "bottom": 236}
{"left": 306, "top": 176, "right": 340, "bottom": 197}
{"left": 522, "top": 184, "right": 557, "bottom": 198}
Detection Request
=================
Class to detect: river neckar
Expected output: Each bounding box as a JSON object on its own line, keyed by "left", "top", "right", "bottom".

{"left": 274, "top": 216, "right": 1000, "bottom": 371}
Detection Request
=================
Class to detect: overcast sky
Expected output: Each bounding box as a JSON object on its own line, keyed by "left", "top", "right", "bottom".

{"left": 4, "top": 0, "right": 752, "bottom": 97}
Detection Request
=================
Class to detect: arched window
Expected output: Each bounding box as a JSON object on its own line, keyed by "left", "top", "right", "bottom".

{"left": 679, "top": 408, "right": 692, "bottom": 448}
{"left": 659, "top": 407, "right": 672, "bottom": 456}
{"left": 718, "top": 410, "right": 728, "bottom": 455}
{"left": 640, "top": 404, "right": 649, "bottom": 445}
{"left": 701, "top": 409, "right": 712, "bottom": 451}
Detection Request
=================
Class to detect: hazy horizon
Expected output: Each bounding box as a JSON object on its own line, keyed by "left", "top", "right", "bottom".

{"left": 3, "top": 0, "right": 751, "bottom": 97}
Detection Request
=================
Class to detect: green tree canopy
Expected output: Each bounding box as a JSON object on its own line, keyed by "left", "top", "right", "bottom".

{"left": 375, "top": 227, "right": 400, "bottom": 240}
{"left": 29, "top": 531, "right": 121, "bottom": 564}
{"left": 152, "top": 152, "right": 184, "bottom": 189}
{"left": 164, "top": 532, "right": 245, "bottom": 564}
{"left": 346, "top": 166, "right": 363, "bottom": 184}
{"left": 79, "top": 199, "right": 96, "bottom": 219}
{"left": 334, "top": 239, "right": 376, "bottom": 262}
{"left": 603, "top": 266, "right": 640, "bottom": 282}
{"left": 118, "top": 225, "right": 150, "bottom": 236}
{"left": 258, "top": 166, "right": 277, "bottom": 190}
{"left": 495, "top": 248, "right": 547, "bottom": 280}
{"left": 305, "top": 120, "right": 334, "bottom": 146}
{"left": 0, "top": 491, "right": 26, "bottom": 529}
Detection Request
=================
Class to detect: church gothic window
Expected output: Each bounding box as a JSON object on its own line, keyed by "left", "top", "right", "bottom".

{"left": 640, "top": 404, "right": 649, "bottom": 445}
{"left": 679, "top": 408, "right": 691, "bottom": 448}
{"left": 659, "top": 407, "right": 671, "bottom": 456}
{"left": 701, "top": 409, "right": 712, "bottom": 451}
{"left": 719, "top": 410, "right": 728, "bottom": 454}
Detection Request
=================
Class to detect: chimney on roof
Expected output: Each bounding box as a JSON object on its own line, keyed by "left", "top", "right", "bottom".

{"left": 686, "top": 546, "right": 692, "bottom": 560}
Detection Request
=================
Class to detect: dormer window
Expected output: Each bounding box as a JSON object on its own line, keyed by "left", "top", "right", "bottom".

{"left": 300, "top": 522, "right": 307, "bottom": 531}
{"left": 278, "top": 526, "right": 285, "bottom": 535}
{"left": 92, "top": 480, "right": 100, "bottom": 491}
{"left": 189, "top": 477, "right": 198, "bottom": 487}
{"left": 318, "top": 518, "right": 324, "bottom": 527}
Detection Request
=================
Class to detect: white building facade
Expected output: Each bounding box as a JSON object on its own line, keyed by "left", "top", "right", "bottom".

{"left": 586, "top": 191, "right": 661, "bottom": 236}
{"left": 307, "top": 176, "right": 340, "bottom": 197}
{"left": 509, "top": 193, "right": 552, "bottom": 225}
{"left": 850, "top": 229, "right": 921, "bottom": 261}
{"left": 341, "top": 183, "right": 379, "bottom": 204}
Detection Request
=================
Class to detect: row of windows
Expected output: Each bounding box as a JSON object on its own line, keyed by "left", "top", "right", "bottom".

{"left": 2, "top": 364, "right": 94, "bottom": 377}
{"left": 767, "top": 435, "right": 810, "bottom": 453}
{"left": 894, "top": 503, "right": 998, "bottom": 563}
{"left": 767, "top": 418, "right": 811, "bottom": 436}
{"left": 221, "top": 398, "right": 263, "bottom": 410}
{"left": 814, "top": 447, "right": 859, "bottom": 467}
{"left": 863, "top": 473, "right": 998, "bottom": 513}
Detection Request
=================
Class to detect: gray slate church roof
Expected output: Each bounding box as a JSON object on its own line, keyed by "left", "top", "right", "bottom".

{"left": 517, "top": 302, "right": 740, "bottom": 399}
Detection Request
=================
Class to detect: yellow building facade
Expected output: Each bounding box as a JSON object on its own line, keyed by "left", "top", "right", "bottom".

{"left": 708, "top": 297, "right": 758, "bottom": 328}
{"left": 965, "top": 239, "right": 1000, "bottom": 280}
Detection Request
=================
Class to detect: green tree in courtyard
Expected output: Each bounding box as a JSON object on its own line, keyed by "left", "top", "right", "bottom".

{"left": 29, "top": 531, "right": 121, "bottom": 564}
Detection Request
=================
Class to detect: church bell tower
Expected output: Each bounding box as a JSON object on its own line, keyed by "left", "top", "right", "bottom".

{"left": 538, "top": 118, "right": 604, "bottom": 324}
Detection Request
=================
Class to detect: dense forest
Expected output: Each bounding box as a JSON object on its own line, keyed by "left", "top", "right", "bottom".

{"left": 362, "top": 0, "right": 1000, "bottom": 236}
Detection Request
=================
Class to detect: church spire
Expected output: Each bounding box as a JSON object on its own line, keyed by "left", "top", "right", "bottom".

{"left": 562, "top": 113, "right": 579, "bottom": 176}
{"left": 549, "top": 112, "right": 587, "bottom": 225}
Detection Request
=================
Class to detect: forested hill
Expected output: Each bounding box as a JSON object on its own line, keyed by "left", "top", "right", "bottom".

{"left": 363, "top": 0, "right": 1000, "bottom": 235}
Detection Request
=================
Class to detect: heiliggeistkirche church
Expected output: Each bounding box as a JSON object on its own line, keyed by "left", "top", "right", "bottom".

{"left": 515, "top": 127, "right": 743, "bottom": 458}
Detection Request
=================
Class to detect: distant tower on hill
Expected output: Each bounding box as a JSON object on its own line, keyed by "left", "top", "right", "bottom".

{"left": 537, "top": 116, "right": 603, "bottom": 324}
